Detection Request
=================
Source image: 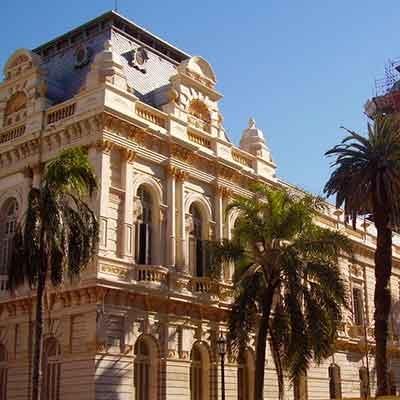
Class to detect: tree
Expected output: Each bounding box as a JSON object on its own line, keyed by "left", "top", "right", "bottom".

{"left": 324, "top": 115, "right": 400, "bottom": 396}
{"left": 209, "top": 185, "right": 351, "bottom": 400}
{"left": 8, "top": 147, "right": 99, "bottom": 400}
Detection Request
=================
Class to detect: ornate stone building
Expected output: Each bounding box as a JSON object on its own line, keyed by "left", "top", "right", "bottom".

{"left": 0, "top": 10, "right": 400, "bottom": 400}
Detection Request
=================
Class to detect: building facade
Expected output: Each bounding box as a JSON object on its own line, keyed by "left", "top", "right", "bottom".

{"left": 1, "top": 11, "right": 400, "bottom": 400}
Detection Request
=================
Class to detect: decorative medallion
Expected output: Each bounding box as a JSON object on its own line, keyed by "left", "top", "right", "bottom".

{"left": 74, "top": 46, "right": 91, "bottom": 68}
{"left": 127, "top": 47, "right": 149, "bottom": 72}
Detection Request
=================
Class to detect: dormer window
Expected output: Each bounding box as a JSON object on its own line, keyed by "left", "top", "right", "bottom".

{"left": 188, "top": 100, "right": 211, "bottom": 133}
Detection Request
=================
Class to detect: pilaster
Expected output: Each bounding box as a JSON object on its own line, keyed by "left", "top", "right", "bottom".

{"left": 97, "top": 139, "right": 113, "bottom": 250}
{"left": 175, "top": 169, "right": 189, "bottom": 272}
{"left": 121, "top": 149, "right": 136, "bottom": 260}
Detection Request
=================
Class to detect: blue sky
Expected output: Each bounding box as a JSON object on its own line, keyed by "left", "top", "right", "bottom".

{"left": 1, "top": 0, "right": 398, "bottom": 195}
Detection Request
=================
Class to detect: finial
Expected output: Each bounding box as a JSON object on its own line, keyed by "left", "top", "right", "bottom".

{"left": 248, "top": 117, "right": 256, "bottom": 129}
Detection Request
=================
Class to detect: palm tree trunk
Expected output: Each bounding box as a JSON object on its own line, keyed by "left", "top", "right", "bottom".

{"left": 32, "top": 270, "right": 45, "bottom": 400}
{"left": 374, "top": 212, "right": 392, "bottom": 396}
{"left": 32, "top": 232, "right": 47, "bottom": 400}
{"left": 254, "top": 288, "right": 274, "bottom": 400}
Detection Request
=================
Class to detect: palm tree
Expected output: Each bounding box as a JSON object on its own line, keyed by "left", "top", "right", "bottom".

{"left": 324, "top": 115, "right": 400, "bottom": 396}
{"left": 8, "top": 147, "right": 99, "bottom": 400}
{"left": 209, "top": 185, "right": 351, "bottom": 400}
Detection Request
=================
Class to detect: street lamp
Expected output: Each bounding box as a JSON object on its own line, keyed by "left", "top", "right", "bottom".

{"left": 217, "top": 333, "right": 227, "bottom": 400}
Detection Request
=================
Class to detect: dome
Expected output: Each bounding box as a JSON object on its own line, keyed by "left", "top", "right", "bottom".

{"left": 239, "top": 118, "right": 273, "bottom": 162}
{"left": 240, "top": 118, "right": 268, "bottom": 149}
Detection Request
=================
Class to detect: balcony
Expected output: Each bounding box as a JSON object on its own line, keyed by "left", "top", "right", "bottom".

{"left": 46, "top": 101, "right": 76, "bottom": 125}
{"left": 135, "top": 264, "right": 168, "bottom": 286}
{"left": 0, "top": 124, "right": 26, "bottom": 145}
{"left": 135, "top": 103, "right": 167, "bottom": 129}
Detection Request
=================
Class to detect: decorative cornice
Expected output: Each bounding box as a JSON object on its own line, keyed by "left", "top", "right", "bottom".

{"left": 121, "top": 148, "right": 136, "bottom": 163}
{"left": 96, "top": 139, "right": 114, "bottom": 155}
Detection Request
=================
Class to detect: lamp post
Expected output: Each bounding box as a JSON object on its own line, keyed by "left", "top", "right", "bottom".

{"left": 217, "top": 333, "right": 227, "bottom": 400}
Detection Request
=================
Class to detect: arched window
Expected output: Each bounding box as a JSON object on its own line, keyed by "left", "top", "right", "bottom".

{"left": 0, "top": 198, "right": 18, "bottom": 275}
{"left": 0, "top": 344, "right": 7, "bottom": 400}
{"left": 189, "top": 204, "right": 206, "bottom": 277}
{"left": 3, "top": 91, "right": 27, "bottom": 127}
{"left": 134, "top": 336, "right": 157, "bottom": 400}
{"left": 42, "top": 337, "right": 61, "bottom": 400}
{"left": 137, "top": 187, "right": 153, "bottom": 265}
{"left": 188, "top": 100, "right": 211, "bottom": 133}
{"left": 238, "top": 350, "right": 254, "bottom": 400}
{"left": 190, "top": 344, "right": 210, "bottom": 400}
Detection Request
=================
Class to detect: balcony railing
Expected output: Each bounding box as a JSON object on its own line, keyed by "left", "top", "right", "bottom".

{"left": 232, "top": 149, "right": 253, "bottom": 168}
{"left": 135, "top": 103, "right": 167, "bottom": 128}
{"left": 0, "top": 124, "right": 26, "bottom": 145}
{"left": 47, "top": 102, "right": 76, "bottom": 125}
{"left": 188, "top": 131, "right": 211, "bottom": 149}
{"left": 188, "top": 276, "right": 218, "bottom": 294}
{"left": 135, "top": 265, "right": 168, "bottom": 285}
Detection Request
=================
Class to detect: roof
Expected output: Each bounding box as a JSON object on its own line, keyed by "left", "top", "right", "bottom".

{"left": 31, "top": 11, "right": 191, "bottom": 104}
{"left": 33, "top": 10, "right": 190, "bottom": 64}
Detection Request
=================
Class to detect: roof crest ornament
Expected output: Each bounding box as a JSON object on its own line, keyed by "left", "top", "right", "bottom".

{"left": 248, "top": 117, "right": 256, "bottom": 129}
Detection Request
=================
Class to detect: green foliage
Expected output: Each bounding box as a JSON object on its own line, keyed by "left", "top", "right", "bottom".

{"left": 209, "top": 185, "right": 351, "bottom": 396}
{"left": 324, "top": 114, "right": 400, "bottom": 226}
{"left": 8, "top": 147, "right": 99, "bottom": 290}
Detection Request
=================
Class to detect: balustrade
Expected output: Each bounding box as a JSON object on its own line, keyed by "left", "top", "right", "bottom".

{"left": 135, "top": 264, "right": 168, "bottom": 285}
{"left": 135, "top": 104, "right": 167, "bottom": 128}
{"left": 47, "top": 102, "right": 76, "bottom": 125}
{"left": 0, "top": 124, "right": 25, "bottom": 144}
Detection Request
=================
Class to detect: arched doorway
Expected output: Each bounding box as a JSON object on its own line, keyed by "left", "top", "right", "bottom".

{"left": 134, "top": 336, "right": 158, "bottom": 400}
{"left": 188, "top": 204, "right": 207, "bottom": 277}
{"left": 42, "top": 337, "right": 62, "bottom": 400}
{"left": 190, "top": 343, "right": 210, "bottom": 400}
{"left": 136, "top": 186, "right": 154, "bottom": 265}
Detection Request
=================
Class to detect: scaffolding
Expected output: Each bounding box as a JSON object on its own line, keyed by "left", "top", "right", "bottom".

{"left": 368, "top": 58, "right": 400, "bottom": 115}
{"left": 375, "top": 58, "right": 400, "bottom": 96}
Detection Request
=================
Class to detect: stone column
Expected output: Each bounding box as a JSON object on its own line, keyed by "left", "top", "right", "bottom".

{"left": 215, "top": 186, "right": 224, "bottom": 241}
{"left": 176, "top": 170, "right": 188, "bottom": 271}
{"left": 121, "top": 149, "right": 136, "bottom": 260}
{"left": 166, "top": 166, "right": 177, "bottom": 268}
{"left": 97, "top": 140, "right": 113, "bottom": 250}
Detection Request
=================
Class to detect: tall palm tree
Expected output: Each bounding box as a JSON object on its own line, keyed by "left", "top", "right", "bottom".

{"left": 324, "top": 115, "right": 400, "bottom": 396}
{"left": 8, "top": 147, "right": 99, "bottom": 400}
{"left": 209, "top": 185, "right": 351, "bottom": 400}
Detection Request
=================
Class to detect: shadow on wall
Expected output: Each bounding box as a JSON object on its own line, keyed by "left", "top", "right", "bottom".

{"left": 95, "top": 353, "right": 132, "bottom": 400}
{"left": 95, "top": 310, "right": 132, "bottom": 400}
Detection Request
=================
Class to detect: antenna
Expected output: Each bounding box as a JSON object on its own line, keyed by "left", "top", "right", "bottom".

{"left": 114, "top": 0, "right": 118, "bottom": 11}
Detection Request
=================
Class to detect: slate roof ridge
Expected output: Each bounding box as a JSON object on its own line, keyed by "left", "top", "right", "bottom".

{"left": 32, "top": 10, "right": 190, "bottom": 64}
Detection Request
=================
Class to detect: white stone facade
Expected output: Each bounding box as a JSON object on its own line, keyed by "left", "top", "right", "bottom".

{"left": 0, "top": 11, "right": 400, "bottom": 400}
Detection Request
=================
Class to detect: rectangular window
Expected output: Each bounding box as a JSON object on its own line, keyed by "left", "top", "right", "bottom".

{"left": 100, "top": 218, "right": 107, "bottom": 248}
{"left": 353, "top": 287, "right": 364, "bottom": 326}
{"left": 106, "top": 315, "right": 124, "bottom": 349}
